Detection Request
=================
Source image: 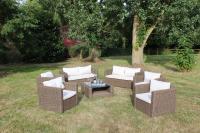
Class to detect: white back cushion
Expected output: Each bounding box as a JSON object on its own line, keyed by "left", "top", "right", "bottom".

{"left": 124, "top": 67, "right": 141, "bottom": 76}
{"left": 79, "top": 65, "right": 92, "bottom": 75}
{"left": 63, "top": 67, "right": 80, "bottom": 76}
{"left": 40, "top": 71, "right": 54, "bottom": 78}
{"left": 43, "top": 77, "right": 64, "bottom": 88}
{"left": 112, "top": 66, "right": 125, "bottom": 75}
{"left": 145, "top": 71, "right": 161, "bottom": 81}
{"left": 150, "top": 80, "right": 170, "bottom": 92}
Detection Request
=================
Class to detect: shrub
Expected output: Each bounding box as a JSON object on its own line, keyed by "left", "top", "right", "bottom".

{"left": 175, "top": 37, "right": 195, "bottom": 71}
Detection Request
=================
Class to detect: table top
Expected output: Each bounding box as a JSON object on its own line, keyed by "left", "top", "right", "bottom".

{"left": 84, "top": 82, "right": 110, "bottom": 89}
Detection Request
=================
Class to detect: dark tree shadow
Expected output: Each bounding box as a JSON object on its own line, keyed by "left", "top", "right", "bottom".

{"left": 102, "top": 55, "right": 178, "bottom": 72}
{"left": 103, "top": 56, "right": 132, "bottom": 65}
{"left": 0, "top": 61, "right": 69, "bottom": 78}
{"left": 145, "top": 55, "right": 178, "bottom": 72}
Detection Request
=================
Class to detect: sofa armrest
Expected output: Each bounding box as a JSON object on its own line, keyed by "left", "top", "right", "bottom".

{"left": 155, "top": 75, "right": 166, "bottom": 81}
{"left": 60, "top": 69, "right": 69, "bottom": 82}
{"left": 134, "top": 83, "right": 150, "bottom": 94}
{"left": 134, "top": 71, "right": 144, "bottom": 83}
{"left": 64, "top": 82, "right": 78, "bottom": 92}
{"left": 104, "top": 69, "right": 112, "bottom": 76}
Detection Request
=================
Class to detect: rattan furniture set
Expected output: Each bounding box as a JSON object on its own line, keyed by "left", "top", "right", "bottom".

{"left": 37, "top": 65, "right": 176, "bottom": 117}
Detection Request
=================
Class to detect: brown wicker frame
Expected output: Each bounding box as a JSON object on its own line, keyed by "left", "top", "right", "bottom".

{"left": 104, "top": 68, "right": 144, "bottom": 89}
{"left": 133, "top": 82, "right": 176, "bottom": 117}
{"left": 60, "top": 66, "right": 97, "bottom": 84}
{"left": 37, "top": 75, "right": 78, "bottom": 113}
{"left": 81, "top": 82, "right": 114, "bottom": 98}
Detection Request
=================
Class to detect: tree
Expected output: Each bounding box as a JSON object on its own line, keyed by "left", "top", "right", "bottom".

{"left": 1, "top": 0, "right": 67, "bottom": 63}
{"left": 161, "top": 0, "right": 199, "bottom": 71}
{"left": 160, "top": 0, "right": 200, "bottom": 47}
{"left": 66, "top": 0, "right": 126, "bottom": 61}
{"left": 0, "top": 0, "right": 19, "bottom": 63}
{"left": 124, "top": 0, "right": 172, "bottom": 65}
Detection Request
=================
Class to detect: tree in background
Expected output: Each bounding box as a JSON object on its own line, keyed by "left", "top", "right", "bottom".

{"left": 66, "top": 0, "right": 125, "bottom": 62}
{"left": 0, "top": 0, "right": 19, "bottom": 63}
{"left": 160, "top": 0, "right": 199, "bottom": 71}
{"left": 1, "top": 0, "right": 67, "bottom": 63}
{"left": 124, "top": 0, "right": 172, "bottom": 65}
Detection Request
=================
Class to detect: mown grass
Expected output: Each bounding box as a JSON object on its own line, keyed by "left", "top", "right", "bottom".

{"left": 0, "top": 55, "right": 200, "bottom": 133}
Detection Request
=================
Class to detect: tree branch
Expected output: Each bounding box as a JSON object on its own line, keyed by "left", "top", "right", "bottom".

{"left": 141, "top": 11, "right": 164, "bottom": 48}
{"left": 132, "top": 15, "right": 139, "bottom": 48}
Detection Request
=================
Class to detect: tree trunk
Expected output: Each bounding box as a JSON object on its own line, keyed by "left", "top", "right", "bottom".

{"left": 122, "top": 37, "right": 126, "bottom": 49}
{"left": 132, "top": 15, "right": 141, "bottom": 65}
{"left": 132, "top": 47, "right": 144, "bottom": 65}
{"left": 131, "top": 14, "right": 159, "bottom": 65}
{"left": 83, "top": 47, "right": 99, "bottom": 62}
{"left": 79, "top": 49, "right": 83, "bottom": 59}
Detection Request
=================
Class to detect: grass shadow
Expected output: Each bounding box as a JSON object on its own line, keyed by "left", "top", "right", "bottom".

{"left": 145, "top": 55, "right": 178, "bottom": 72}
{"left": 103, "top": 56, "right": 132, "bottom": 65}
{"left": 0, "top": 61, "right": 69, "bottom": 78}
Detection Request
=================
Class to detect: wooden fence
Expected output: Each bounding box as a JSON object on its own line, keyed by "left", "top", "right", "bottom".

{"left": 144, "top": 48, "right": 200, "bottom": 55}
{"left": 102, "top": 48, "right": 200, "bottom": 56}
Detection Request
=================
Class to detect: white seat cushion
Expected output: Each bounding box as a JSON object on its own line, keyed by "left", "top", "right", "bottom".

{"left": 106, "top": 74, "right": 133, "bottom": 81}
{"left": 68, "top": 74, "right": 96, "bottom": 81}
{"left": 150, "top": 80, "right": 171, "bottom": 92}
{"left": 63, "top": 90, "right": 76, "bottom": 100}
{"left": 124, "top": 67, "right": 141, "bottom": 77}
{"left": 135, "top": 81, "right": 149, "bottom": 85}
{"left": 79, "top": 65, "right": 92, "bottom": 75}
{"left": 136, "top": 92, "right": 152, "bottom": 103}
{"left": 144, "top": 71, "right": 161, "bottom": 81}
{"left": 63, "top": 67, "right": 80, "bottom": 76}
{"left": 43, "top": 77, "right": 64, "bottom": 88}
{"left": 40, "top": 71, "right": 54, "bottom": 78}
{"left": 112, "top": 66, "right": 125, "bottom": 75}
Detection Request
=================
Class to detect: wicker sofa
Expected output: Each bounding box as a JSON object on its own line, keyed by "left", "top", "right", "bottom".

{"left": 133, "top": 79, "right": 176, "bottom": 117}
{"left": 104, "top": 66, "right": 143, "bottom": 89}
{"left": 37, "top": 75, "right": 78, "bottom": 113}
{"left": 60, "top": 65, "right": 97, "bottom": 84}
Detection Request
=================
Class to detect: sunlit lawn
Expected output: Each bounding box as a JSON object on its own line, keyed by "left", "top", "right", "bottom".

{"left": 0, "top": 55, "right": 200, "bottom": 133}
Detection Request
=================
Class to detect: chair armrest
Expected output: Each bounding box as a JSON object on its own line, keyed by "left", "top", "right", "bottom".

{"left": 104, "top": 69, "right": 112, "bottom": 76}
{"left": 38, "top": 85, "right": 64, "bottom": 101}
{"left": 152, "top": 87, "right": 176, "bottom": 108}
{"left": 134, "top": 83, "right": 150, "bottom": 94}
{"left": 64, "top": 82, "right": 78, "bottom": 92}
{"left": 60, "top": 69, "right": 69, "bottom": 82}
{"left": 134, "top": 71, "right": 144, "bottom": 83}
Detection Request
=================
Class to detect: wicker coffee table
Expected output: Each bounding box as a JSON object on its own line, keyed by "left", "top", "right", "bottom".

{"left": 81, "top": 81, "right": 113, "bottom": 98}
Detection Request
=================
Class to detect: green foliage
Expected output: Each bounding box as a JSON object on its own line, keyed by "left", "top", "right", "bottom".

{"left": 66, "top": 0, "right": 125, "bottom": 57}
{"left": 175, "top": 37, "right": 195, "bottom": 71}
{"left": 160, "top": 0, "right": 200, "bottom": 47}
{"left": 1, "top": 0, "right": 67, "bottom": 63}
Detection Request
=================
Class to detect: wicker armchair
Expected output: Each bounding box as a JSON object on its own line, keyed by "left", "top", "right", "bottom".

{"left": 133, "top": 80, "right": 176, "bottom": 117}
{"left": 104, "top": 68, "right": 144, "bottom": 89}
{"left": 60, "top": 66, "right": 97, "bottom": 84}
{"left": 37, "top": 76, "right": 78, "bottom": 113}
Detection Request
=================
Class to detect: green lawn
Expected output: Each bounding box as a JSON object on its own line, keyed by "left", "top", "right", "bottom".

{"left": 0, "top": 55, "right": 200, "bottom": 133}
